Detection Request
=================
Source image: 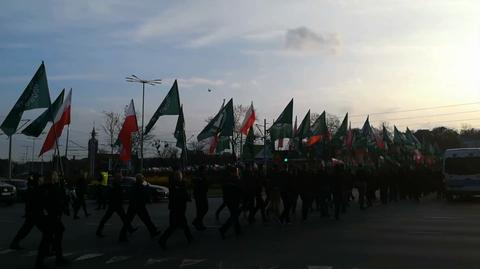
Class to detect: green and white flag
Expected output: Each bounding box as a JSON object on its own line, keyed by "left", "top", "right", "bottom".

{"left": 144, "top": 80, "right": 181, "bottom": 135}
{"left": 1, "top": 62, "right": 51, "bottom": 136}
{"left": 269, "top": 98, "right": 293, "bottom": 142}
{"left": 22, "top": 89, "right": 65, "bottom": 137}
{"left": 174, "top": 105, "right": 186, "bottom": 150}
{"left": 197, "top": 98, "right": 234, "bottom": 141}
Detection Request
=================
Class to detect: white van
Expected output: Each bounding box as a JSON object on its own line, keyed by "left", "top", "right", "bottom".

{"left": 443, "top": 148, "right": 480, "bottom": 198}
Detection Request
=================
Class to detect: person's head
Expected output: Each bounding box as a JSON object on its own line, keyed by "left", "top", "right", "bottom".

{"left": 135, "top": 173, "right": 144, "bottom": 184}
{"left": 114, "top": 172, "right": 122, "bottom": 181}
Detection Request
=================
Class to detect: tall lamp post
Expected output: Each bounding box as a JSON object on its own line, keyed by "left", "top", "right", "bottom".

{"left": 125, "top": 75, "right": 162, "bottom": 172}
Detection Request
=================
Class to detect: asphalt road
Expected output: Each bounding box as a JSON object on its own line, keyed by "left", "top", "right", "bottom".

{"left": 1, "top": 196, "right": 480, "bottom": 269}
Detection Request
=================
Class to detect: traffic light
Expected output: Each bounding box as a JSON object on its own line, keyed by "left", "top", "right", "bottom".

{"left": 283, "top": 157, "right": 288, "bottom": 163}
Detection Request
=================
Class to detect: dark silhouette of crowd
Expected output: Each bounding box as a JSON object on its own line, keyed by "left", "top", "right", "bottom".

{"left": 8, "top": 160, "right": 443, "bottom": 268}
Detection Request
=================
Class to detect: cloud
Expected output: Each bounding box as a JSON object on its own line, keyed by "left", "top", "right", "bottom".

{"left": 177, "top": 77, "right": 225, "bottom": 88}
{"left": 285, "top": 26, "right": 341, "bottom": 53}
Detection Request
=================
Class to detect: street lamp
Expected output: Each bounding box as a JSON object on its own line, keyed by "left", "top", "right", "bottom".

{"left": 125, "top": 75, "right": 162, "bottom": 172}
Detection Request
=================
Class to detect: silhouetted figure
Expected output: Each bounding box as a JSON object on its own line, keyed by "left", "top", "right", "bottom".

{"left": 219, "top": 167, "right": 244, "bottom": 239}
{"left": 192, "top": 166, "right": 209, "bottom": 231}
{"left": 10, "top": 173, "right": 42, "bottom": 250}
{"left": 120, "top": 174, "right": 160, "bottom": 240}
{"left": 73, "top": 170, "right": 90, "bottom": 219}
{"left": 158, "top": 168, "right": 193, "bottom": 249}
{"left": 35, "top": 171, "right": 69, "bottom": 269}
{"left": 96, "top": 172, "right": 136, "bottom": 241}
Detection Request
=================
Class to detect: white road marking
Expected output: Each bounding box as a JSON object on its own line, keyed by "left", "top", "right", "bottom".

{"left": 106, "top": 256, "right": 131, "bottom": 264}
{"left": 23, "top": 250, "right": 37, "bottom": 256}
{"left": 63, "top": 252, "right": 75, "bottom": 257}
{"left": 75, "top": 253, "right": 104, "bottom": 261}
{"left": 0, "top": 249, "right": 14, "bottom": 254}
{"left": 180, "top": 259, "right": 206, "bottom": 267}
{"left": 307, "top": 266, "right": 332, "bottom": 269}
{"left": 145, "top": 258, "right": 171, "bottom": 266}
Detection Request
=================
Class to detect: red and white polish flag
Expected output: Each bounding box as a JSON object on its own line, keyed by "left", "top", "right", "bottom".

{"left": 39, "top": 89, "right": 72, "bottom": 156}
{"left": 119, "top": 99, "right": 139, "bottom": 163}
{"left": 240, "top": 102, "right": 256, "bottom": 135}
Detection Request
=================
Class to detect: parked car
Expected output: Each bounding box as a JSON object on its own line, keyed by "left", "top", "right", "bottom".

{"left": 0, "top": 181, "right": 16, "bottom": 205}
{"left": 1, "top": 179, "right": 28, "bottom": 201}
{"left": 119, "top": 177, "right": 169, "bottom": 203}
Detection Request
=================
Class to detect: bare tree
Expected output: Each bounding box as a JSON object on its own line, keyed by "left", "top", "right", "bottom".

{"left": 152, "top": 139, "right": 180, "bottom": 158}
{"left": 326, "top": 113, "right": 340, "bottom": 133}
{"left": 102, "top": 111, "right": 121, "bottom": 169}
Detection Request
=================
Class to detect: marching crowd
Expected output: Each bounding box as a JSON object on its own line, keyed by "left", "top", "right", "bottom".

{"left": 7, "top": 161, "right": 443, "bottom": 269}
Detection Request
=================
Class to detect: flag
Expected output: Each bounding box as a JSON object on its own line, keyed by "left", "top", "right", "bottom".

{"left": 1, "top": 62, "right": 51, "bottom": 136}
{"left": 144, "top": 80, "right": 181, "bottom": 135}
{"left": 393, "top": 126, "right": 407, "bottom": 145}
{"left": 197, "top": 99, "right": 234, "bottom": 141}
{"left": 39, "top": 89, "right": 72, "bottom": 156}
{"left": 270, "top": 99, "right": 293, "bottom": 143}
{"left": 358, "top": 116, "right": 376, "bottom": 149}
{"left": 405, "top": 127, "right": 421, "bottom": 149}
{"left": 240, "top": 102, "right": 256, "bottom": 135}
{"left": 345, "top": 122, "right": 353, "bottom": 150}
{"left": 296, "top": 110, "right": 311, "bottom": 140}
{"left": 308, "top": 111, "right": 329, "bottom": 146}
{"left": 22, "top": 89, "right": 65, "bottom": 137}
{"left": 289, "top": 116, "right": 298, "bottom": 150}
{"left": 332, "top": 113, "right": 348, "bottom": 145}
{"left": 242, "top": 126, "right": 255, "bottom": 159}
{"left": 118, "top": 100, "right": 139, "bottom": 163}
{"left": 174, "top": 105, "right": 186, "bottom": 150}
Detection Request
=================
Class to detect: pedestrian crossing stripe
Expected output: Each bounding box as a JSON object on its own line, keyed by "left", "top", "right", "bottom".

{"left": 75, "top": 253, "right": 104, "bottom": 261}
{"left": 145, "top": 258, "right": 171, "bottom": 266}
{"left": 106, "top": 256, "right": 131, "bottom": 264}
{"left": 0, "top": 249, "right": 14, "bottom": 255}
{"left": 180, "top": 259, "right": 206, "bottom": 267}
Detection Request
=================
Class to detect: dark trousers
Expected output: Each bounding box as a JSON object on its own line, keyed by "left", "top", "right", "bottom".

{"left": 249, "top": 194, "right": 266, "bottom": 223}
{"left": 96, "top": 187, "right": 107, "bottom": 210}
{"left": 300, "top": 193, "right": 313, "bottom": 221}
{"left": 74, "top": 196, "right": 88, "bottom": 217}
{"left": 97, "top": 205, "right": 132, "bottom": 235}
{"left": 120, "top": 205, "right": 157, "bottom": 238}
{"left": 36, "top": 218, "right": 64, "bottom": 266}
{"left": 11, "top": 217, "right": 37, "bottom": 246}
{"left": 193, "top": 196, "right": 208, "bottom": 227}
{"left": 159, "top": 211, "right": 192, "bottom": 244}
{"left": 280, "top": 193, "right": 292, "bottom": 223}
{"left": 220, "top": 204, "right": 241, "bottom": 235}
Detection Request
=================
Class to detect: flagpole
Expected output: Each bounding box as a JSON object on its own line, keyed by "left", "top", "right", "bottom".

{"left": 240, "top": 132, "right": 243, "bottom": 160}
{"left": 64, "top": 124, "right": 70, "bottom": 175}
{"left": 8, "top": 135, "right": 12, "bottom": 179}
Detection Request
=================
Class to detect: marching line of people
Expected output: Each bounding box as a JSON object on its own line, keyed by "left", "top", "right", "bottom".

{"left": 8, "top": 161, "right": 442, "bottom": 269}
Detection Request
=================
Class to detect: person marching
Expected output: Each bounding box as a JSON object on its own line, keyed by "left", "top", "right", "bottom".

{"left": 158, "top": 167, "right": 193, "bottom": 249}
{"left": 10, "top": 173, "right": 42, "bottom": 250}
{"left": 120, "top": 174, "right": 161, "bottom": 241}
{"left": 35, "top": 171, "right": 69, "bottom": 269}
{"left": 73, "top": 170, "right": 90, "bottom": 219}
{"left": 219, "top": 166, "right": 244, "bottom": 239}
{"left": 96, "top": 172, "right": 137, "bottom": 241}
{"left": 192, "top": 166, "right": 209, "bottom": 231}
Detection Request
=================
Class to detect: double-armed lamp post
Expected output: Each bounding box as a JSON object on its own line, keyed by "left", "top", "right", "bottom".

{"left": 125, "top": 75, "right": 162, "bottom": 172}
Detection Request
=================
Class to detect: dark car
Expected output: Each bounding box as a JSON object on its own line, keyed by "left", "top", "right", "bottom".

{"left": 1, "top": 179, "right": 28, "bottom": 201}
{"left": 0, "top": 181, "right": 16, "bottom": 205}
{"left": 119, "top": 177, "right": 169, "bottom": 203}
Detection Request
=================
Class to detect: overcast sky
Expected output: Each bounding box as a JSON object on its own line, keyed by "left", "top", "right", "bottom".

{"left": 1, "top": 0, "right": 480, "bottom": 161}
